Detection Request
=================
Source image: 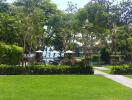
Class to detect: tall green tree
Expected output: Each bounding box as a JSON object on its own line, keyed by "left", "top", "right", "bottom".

{"left": 13, "top": 0, "right": 58, "bottom": 53}
{"left": 0, "top": 12, "right": 20, "bottom": 44}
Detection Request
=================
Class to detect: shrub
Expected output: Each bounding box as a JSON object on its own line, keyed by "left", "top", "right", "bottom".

{"left": 27, "top": 65, "right": 71, "bottom": 75}
{"left": 60, "top": 58, "right": 76, "bottom": 66}
{"left": 0, "top": 42, "right": 23, "bottom": 65}
{"left": 69, "top": 65, "right": 94, "bottom": 74}
{"left": 110, "top": 65, "right": 132, "bottom": 74}
{"left": 0, "top": 65, "right": 25, "bottom": 75}
{"left": 75, "top": 58, "right": 90, "bottom": 67}
{"left": 0, "top": 64, "right": 94, "bottom": 75}
{"left": 27, "top": 64, "right": 94, "bottom": 75}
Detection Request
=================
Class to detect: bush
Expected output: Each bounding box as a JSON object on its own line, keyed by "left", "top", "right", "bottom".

{"left": 27, "top": 65, "right": 71, "bottom": 75}
{"left": 0, "top": 65, "right": 25, "bottom": 75}
{"left": 0, "top": 64, "right": 94, "bottom": 75}
{"left": 75, "top": 58, "right": 90, "bottom": 67}
{"left": 60, "top": 58, "right": 76, "bottom": 66}
{"left": 69, "top": 65, "right": 94, "bottom": 74}
{"left": 0, "top": 42, "right": 23, "bottom": 65}
{"left": 110, "top": 65, "right": 132, "bottom": 74}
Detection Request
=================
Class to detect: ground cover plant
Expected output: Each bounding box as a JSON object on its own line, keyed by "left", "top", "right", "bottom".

{"left": 0, "top": 75, "right": 132, "bottom": 100}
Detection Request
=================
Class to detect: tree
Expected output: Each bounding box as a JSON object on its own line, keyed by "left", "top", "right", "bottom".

{"left": 100, "top": 47, "right": 110, "bottom": 64}
{"left": 0, "top": 13, "right": 20, "bottom": 44}
{"left": 127, "top": 37, "right": 132, "bottom": 63}
{"left": 120, "top": 0, "right": 132, "bottom": 24}
{"left": 0, "top": 0, "right": 10, "bottom": 13}
{"left": 47, "top": 2, "right": 78, "bottom": 52}
{"left": 74, "top": 1, "right": 111, "bottom": 63}
{"left": 13, "top": 0, "right": 58, "bottom": 53}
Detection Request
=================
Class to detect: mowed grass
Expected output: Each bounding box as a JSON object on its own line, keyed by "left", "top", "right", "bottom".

{"left": 0, "top": 75, "right": 132, "bottom": 100}
{"left": 95, "top": 69, "right": 111, "bottom": 74}
{"left": 125, "top": 75, "right": 132, "bottom": 79}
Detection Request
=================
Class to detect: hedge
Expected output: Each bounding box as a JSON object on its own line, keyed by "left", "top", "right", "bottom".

{"left": 0, "top": 64, "right": 94, "bottom": 75}
{"left": 0, "top": 42, "right": 23, "bottom": 65}
{"left": 110, "top": 65, "right": 132, "bottom": 74}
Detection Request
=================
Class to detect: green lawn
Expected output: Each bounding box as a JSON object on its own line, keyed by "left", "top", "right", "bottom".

{"left": 95, "top": 69, "right": 111, "bottom": 74}
{"left": 125, "top": 75, "right": 132, "bottom": 79}
{"left": 94, "top": 67, "right": 111, "bottom": 74}
{"left": 0, "top": 75, "right": 132, "bottom": 100}
{"left": 99, "top": 69, "right": 111, "bottom": 74}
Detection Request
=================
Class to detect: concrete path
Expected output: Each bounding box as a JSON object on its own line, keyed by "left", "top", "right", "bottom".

{"left": 94, "top": 70, "right": 132, "bottom": 89}
{"left": 95, "top": 67, "right": 109, "bottom": 70}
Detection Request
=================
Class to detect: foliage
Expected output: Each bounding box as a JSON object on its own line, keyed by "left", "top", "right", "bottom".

{"left": 119, "top": 0, "right": 132, "bottom": 24}
{"left": 0, "top": 13, "right": 20, "bottom": 44}
{"left": 0, "top": 0, "right": 10, "bottom": 13}
{"left": 60, "top": 58, "right": 76, "bottom": 66}
{"left": 0, "top": 64, "right": 94, "bottom": 75}
{"left": 100, "top": 48, "right": 110, "bottom": 64}
{"left": 13, "top": 0, "right": 45, "bottom": 52}
{"left": 92, "top": 55, "right": 99, "bottom": 62}
{"left": 110, "top": 65, "right": 132, "bottom": 74}
{"left": 67, "top": 43, "right": 78, "bottom": 51}
{"left": 0, "top": 0, "right": 132, "bottom": 65}
{"left": 0, "top": 42, "right": 23, "bottom": 65}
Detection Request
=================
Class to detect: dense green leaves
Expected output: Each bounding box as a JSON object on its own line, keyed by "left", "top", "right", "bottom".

{"left": 0, "top": 42, "right": 23, "bottom": 65}
{"left": 0, "top": 13, "right": 20, "bottom": 44}
{"left": 0, "top": 0, "right": 132, "bottom": 64}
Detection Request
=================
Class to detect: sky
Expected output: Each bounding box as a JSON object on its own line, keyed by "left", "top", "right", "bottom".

{"left": 7, "top": 0, "right": 89, "bottom": 10}
{"left": 51, "top": 0, "right": 89, "bottom": 10}
{"left": 7, "top": 0, "right": 122, "bottom": 10}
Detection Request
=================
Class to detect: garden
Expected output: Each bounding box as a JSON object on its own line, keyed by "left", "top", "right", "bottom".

{"left": 0, "top": 0, "right": 132, "bottom": 99}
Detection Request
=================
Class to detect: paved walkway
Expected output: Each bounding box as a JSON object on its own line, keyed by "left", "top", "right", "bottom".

{"left": 94, "top": 70, "right": 132, "bottom": 89}
{"left": 95, "top": 67, "right": 109, "bottom": 70}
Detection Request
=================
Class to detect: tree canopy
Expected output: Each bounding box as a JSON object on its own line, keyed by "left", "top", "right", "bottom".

{"left": 0, "top": 0, "right": 132, "bottom": 63}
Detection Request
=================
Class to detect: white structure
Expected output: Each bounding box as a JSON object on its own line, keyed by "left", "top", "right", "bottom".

{"left": 36, "top": 50, "right": 43, "bottom": 53}
{"left": 65, "top": 50, "right": 75, "bottom": 54}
